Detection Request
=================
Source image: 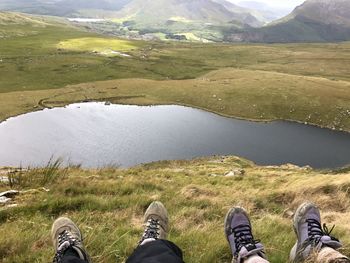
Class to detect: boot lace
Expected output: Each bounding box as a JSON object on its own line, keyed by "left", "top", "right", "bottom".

{"left": 139, "top": 218, "right": 160, "bottom": 245}
{"left": 52, "top": 230, "right": 78, "bottom": 263}
{"left": 231, "top": 224, "right": 261, "bottom": 256}
{"left": 305, "top": 218, "right": 339, "bottom": 246}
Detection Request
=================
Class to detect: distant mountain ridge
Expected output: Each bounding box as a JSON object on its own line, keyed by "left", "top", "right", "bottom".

{"left": 0, "top": 0, "right": 268, "bottom": 42}
{"left": 0, "top": 0, "right": 131, "bottom": 17}
{"left": 2, "top": 0, "right": 350, "bottom": 43}
{"left": 0, "top": 0, "right": 264, "bottom": 27}
{"left": 237, "top": 1, "right": 287, "bottom": 22}
{"left": 228, "top": 0, "right": 350, "bottom": 43}
{"left": 113, "top": 0, "right": 262, "bottom": 27}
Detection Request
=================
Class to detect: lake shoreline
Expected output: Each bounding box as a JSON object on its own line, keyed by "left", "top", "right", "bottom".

{"left": 1, "top": 100, "right": 349, "bottom": 134}
{"left": 1, "top": 102, "right": 349, "bottom": 169}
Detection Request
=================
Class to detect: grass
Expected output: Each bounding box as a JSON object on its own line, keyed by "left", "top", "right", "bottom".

{"left": 7, "top": 158, "right": 67, "bottom": 188}
{"left": 57, "top": 37, "right": 140, "bottom": 56}
{"left": 1, "top": 156, "right": 350, "bottom": 262}
{"left": 1, "top": 67, "right": 349, "bottom": 132}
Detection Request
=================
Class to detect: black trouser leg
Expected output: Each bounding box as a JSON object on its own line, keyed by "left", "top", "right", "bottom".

{"left": 126, "top": 239, "right": 184, "bottom": 263}
{"left": 61, "top": 248, "right": 89, "bottom": 263}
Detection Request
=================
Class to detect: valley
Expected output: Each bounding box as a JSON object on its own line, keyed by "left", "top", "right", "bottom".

{"left": 0, "top": 12, "right": 349, "bottom": 132}
{"left": 0, "top": 1, "right": 350, "bottom": 263}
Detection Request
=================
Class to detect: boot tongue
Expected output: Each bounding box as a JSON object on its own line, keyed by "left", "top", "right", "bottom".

{"left": 320, "top": 235, "right": 342, "bottom": 249}
{"left": 301, "top": 235, "right": 343, "bottom": 259}
{"left": 237, "top": 243, "right": 266, "bottom": 262}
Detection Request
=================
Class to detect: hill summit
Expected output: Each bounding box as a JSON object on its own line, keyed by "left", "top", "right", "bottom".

{"left": 228, "top": 0, "right": 350, "bottom": 42}
{"left": 114, "top": 0, "right": 262, "bottom": 26}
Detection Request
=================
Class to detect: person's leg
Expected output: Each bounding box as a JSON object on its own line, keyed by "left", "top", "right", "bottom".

{"left": 224, "top": 207, "right": 270, "bottom": 263}
{"left": 51, "top": 217, "right": 91, "bottom": 263}
{"left": 316, "top": 247, "right": 349, "bottom": 263}
{"left": 290, "top": 202, "right": 349, "bottom": 263}
{"left": 126, "top": 201, "right": 184, "bottom": 263}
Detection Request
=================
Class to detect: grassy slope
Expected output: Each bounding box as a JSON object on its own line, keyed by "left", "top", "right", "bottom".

{"left": 0, "top": 13, "right": 147, "bottom": 93}
{"left": 0, "top": 13, "right": 350, "bottom": 130}
{"left": 1, "top": 13, "right": 350, "bottom": 90}
{"left": 1, "top": 157, "right": 350, "bottom": 262}
{"left": 1, "top": 67, "right": 350, "bottom": 131}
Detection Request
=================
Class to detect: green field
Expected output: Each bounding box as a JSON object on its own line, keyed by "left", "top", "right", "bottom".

{"left": 1, "top": 157, "right": 350, "bottom": 262}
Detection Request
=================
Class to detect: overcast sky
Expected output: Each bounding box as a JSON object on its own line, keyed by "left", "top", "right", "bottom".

{"left": 230, "top": 0, "right": 305, "bottom": 10}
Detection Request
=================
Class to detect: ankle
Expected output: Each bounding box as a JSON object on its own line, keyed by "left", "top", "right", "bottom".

{"left": 317, "top": 246, "right": 349, "bottom": 263}
{"left": 140, "top": 238, "right": 156, "bottom": 246}
{"left": 63, "top": 247, "right": 80, "bottom": 258}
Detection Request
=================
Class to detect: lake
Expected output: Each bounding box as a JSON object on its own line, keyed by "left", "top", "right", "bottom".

{"left": 0, "top": 103, "right": 349, "bottom": 168}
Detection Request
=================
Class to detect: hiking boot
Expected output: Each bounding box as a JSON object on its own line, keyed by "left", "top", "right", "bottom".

{"left": 139, "top": 201, "right": 169, "bottom": 245}
{"left": 290, "top": 202, "right": 342, "bottom": 262}
{"left": 225, "top": 207, "right": 267, "bottom": 263}
{"left": 51, "top": 217, "right": 91, "bottom": 263}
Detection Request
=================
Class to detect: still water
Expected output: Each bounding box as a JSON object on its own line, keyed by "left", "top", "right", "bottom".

{"left": 0, "top": 103, "right": 349, "bottom": 168}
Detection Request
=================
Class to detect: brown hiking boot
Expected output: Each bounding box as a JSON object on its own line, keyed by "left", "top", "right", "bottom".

{"left": 139, "top": 201, "right": 169, "bottom": 245}
{"left": 51, "top": 217, "right": 91, "bottom": 263}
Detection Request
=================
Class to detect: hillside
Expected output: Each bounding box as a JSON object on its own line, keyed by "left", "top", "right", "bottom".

{"left": 0, "top": 0, "right": 263, "bottom": 26}
{"left": 110, "top": 0, "right": 265, "bottom": 41}
{"left": 0, "top": 0, "right": 266, "bottom": 42}
{"left": 228, "top": 0, "right": 350, "bottom": 43}
{"left": 115, "top": 0, "right": 258, "bottom": 25}
{"left": 0, "top": 12, "right": 47, "bottom": 25}
{"left": 0, "top": 0, "right": 131, "bottom": 17}
{"left": 0, "top": 11, "right": 70, "bottom": 38}
{"left": 1, "top": 156, "right": 349, "bottom": 262}
{"left": 1, "top": 12, "right": 350, "bottom": 132}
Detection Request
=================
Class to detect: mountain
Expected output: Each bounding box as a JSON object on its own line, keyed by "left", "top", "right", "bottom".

{"left": 0, "top": 0, "right": 262, "bottom": 26}
{"left": 227, "top": 0, "right": 350, "bottom": 43}
{"left": 0, "top": 0, "right": 132, "bottom": 17}
{"left": 237, "top": 1, "right": 292, "bottom": 21}
{"left": 0, "top": 0, "right": 266, "bottom": 42}
{"left": 114, "top": 0, "right": 262, "bottom": 27}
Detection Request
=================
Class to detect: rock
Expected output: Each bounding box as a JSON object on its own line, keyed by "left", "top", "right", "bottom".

{"left": 225, "top": 171, "right": 235, "bottom": 177}
{"left": 0, "top": 176, "right": 9, "bottom": 183}
{"left": 0, "top": 190, "right": 19, "bottom": 198}
{"left": 209, "top": 173, "right": 218, "bottom": 177}
{"left": 5, "top": 204, "right": 18, "bottom": 208}
{"left": 42, "top": 187, "right": 50, "bottom": 192}
{"left": 283, "top": 209, "right": 294, "bottom": 218}
{"left": 0, "top": 196, "right": 11, "bottom": 204}
{"left": 302, "top": 165, "right": 312, "bottom": 171}
{"left": 212, "top": 94, "right": 217, "bottom": 98}
{"left": 225, "top": 168, "right": 245, "bottom": 177}
{"left": 21, "top": 188, "right": 50, "bottom": 194}
{"left": 280, "top": 163, "right": 301, "bottom": 170}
